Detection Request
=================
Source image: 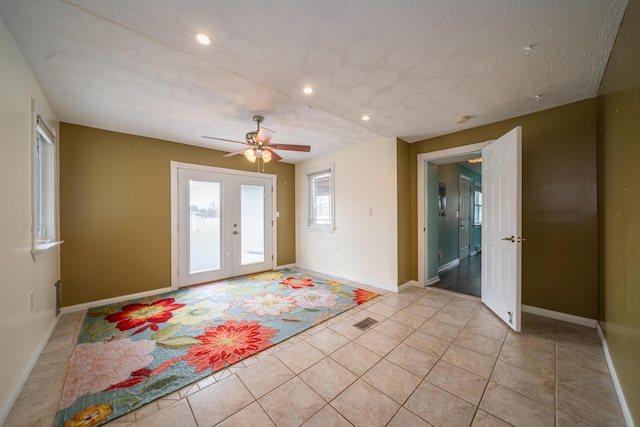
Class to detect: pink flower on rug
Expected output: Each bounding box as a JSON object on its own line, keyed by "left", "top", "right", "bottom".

{"left": 291, "top": 289, "right": 338, "bottom": 309}
{"left": 184, "top": 320, "right": 277, "bottom": 372}
{"left": 353, "top": 288, "right": 379, "bottom": 305}
{"left": 241, "top": 292, "right": 296, "bottom": 316}
{"left": 58, "top": 339, "right": 155, "bottom": 409}
{"left": 279, "top": 277, "right": 315, "bottom": 289}
{"left": 105, "top": 298, "right": 185, "bottom": 334}
{"left": 64, "top": 403, "right": 112, "bottom": 427}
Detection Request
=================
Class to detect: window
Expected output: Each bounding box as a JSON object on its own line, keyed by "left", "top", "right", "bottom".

{"left": 473, "top": 184, "right": 482, "bottom": 226}
{"left": 32, "top": 106, "right": 61, "bottom": 259}
{"left": 307, "top": 164, "right": 334, "bottom": 229}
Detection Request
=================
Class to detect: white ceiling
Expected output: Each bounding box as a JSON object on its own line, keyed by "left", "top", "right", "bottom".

{"left": 0, "top": 0, "right": 627, "bottom": 163}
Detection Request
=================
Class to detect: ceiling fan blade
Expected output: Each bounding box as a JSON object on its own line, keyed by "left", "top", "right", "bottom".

{"left": 256, "top": 127, "right": 276, "bottom": 145}
{"left": 268, "top": 143, "right": 311, "bottom": 152}
{"left": 222, "top": 148, "right": 249, "bottom": 157}
{"left": 202, "top": 136, "right": 247, "bottom": 145}
{"left": 266, "top": 148, "right": 282, "bottom": 161}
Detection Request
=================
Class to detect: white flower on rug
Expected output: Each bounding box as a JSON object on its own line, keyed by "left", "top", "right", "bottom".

{"left": 167, "top": 301, "right": 230, "bottom": 325}
{"left": 241, "top": 292, "right": 296, "bottom": 316}
{"left": 291, "top": 289, "right": 338, "bottom": 309}
{"left": 58, "top": 338, "right": 155, "bottom": 409}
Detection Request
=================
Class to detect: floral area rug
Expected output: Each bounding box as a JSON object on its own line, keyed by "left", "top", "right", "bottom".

{"left": 54, "top": 269, "right": 379, "bottom": 427}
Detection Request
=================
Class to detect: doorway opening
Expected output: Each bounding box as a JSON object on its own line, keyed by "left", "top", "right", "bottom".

{"left": 170, "top": 161, "right": 277, "bottom": 289}
{"left": 416, "top": 141, "right": 490, "bottom": 298}
{"left": 430, "top": 166, "right": 482, "bottom": 297}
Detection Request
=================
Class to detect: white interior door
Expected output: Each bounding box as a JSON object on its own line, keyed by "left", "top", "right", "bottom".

{"left": 176, "top": 167, "right": 273, "bottom": 287}
{"left": 481, "top": 126, "right": 523, "bottom": 331}
{"left": 458, "top": 174, "right": 471, "bottom": 260}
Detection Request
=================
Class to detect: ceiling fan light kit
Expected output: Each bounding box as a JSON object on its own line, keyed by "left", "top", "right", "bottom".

{"left": 202, "top": 115, "right": 311, "bottom": 169}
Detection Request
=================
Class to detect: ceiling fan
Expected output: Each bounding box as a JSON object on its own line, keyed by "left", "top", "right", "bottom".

{"left": 202, "top": 115, "right": 311, "bottom": 164}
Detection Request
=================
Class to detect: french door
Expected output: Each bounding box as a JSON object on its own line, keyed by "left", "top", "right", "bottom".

{"left": 172, "top": 163, "right": 274, "bottom": 288}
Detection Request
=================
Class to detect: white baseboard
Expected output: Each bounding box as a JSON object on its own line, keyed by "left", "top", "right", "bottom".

{"left": 294, "top": 264, "right": 396, "bottom": 293}
{"left": 276, "top": 263, "right": 297, "bottom": 270}
{"left": 521, "top": 305, "right": 596, "bottom": 328}
{"left": 61, "top": 286, "right": 174, "bottom": 314}
{"left": 398, "top": 280, "right": 419, "bottom": 292}
{"left": 0, "top": 314, "right": 59, "bottom": 426}
{"left": 427, "top": 276, "right": 441, "bottom": 285}
{"left": 438, "top": 258, "right": 460, "bottom": 273}
{"left": 596, "top": 322, "right": 635, "bottom": 427}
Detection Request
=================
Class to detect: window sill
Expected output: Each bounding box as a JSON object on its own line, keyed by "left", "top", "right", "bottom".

{"left": 304, "top": 226, "right": 335, "bottom": 233}
{"left": 32, "top": 240, "right": 63, "bottom": 261}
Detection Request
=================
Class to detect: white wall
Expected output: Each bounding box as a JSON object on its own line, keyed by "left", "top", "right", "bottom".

{"left": 0, "top": 17, "right": 60, "bottom": 422}
{"left": 295, "top": 137, "right": 399, "bottom": 291}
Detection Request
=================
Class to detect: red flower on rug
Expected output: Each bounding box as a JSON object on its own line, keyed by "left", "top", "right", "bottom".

{"left": 353, "top": 288, "right": 379, "bottom": 305}
{"left": 279, "top": 277, "right": 315, "bottom": 289}
{"left": 184, "top": 320, "right": 277, "bottom": 372}
{"left": 65, "top": 404, "right": 112, "bottom": 427}
{"left": 105, "top": 298, "right": 186, "bottom": 334}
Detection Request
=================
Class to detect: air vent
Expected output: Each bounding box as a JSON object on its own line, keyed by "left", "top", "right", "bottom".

{"left": 353, "top": 317, "right": 378, "bottom": 331}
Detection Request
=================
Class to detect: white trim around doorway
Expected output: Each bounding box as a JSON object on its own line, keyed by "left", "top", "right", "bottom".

{"left": 417, "top": 141, "right": 492, "bottom": 288}
{"left": 170, "top": 161, "right": 277, "bottom": 290}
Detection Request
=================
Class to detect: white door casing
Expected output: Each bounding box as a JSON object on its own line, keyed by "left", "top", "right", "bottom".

{"left": 458, "top": 174, "right": 472, "bottom": 260}
{"left": 481, "top": 126, "right": 523, "bottom": 331}
{"left": 171, "top": 162, "right": 276, "bottom": 289}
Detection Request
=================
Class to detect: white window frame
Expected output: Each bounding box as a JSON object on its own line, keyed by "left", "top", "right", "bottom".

{"left": 31, "top": 100, "right": 62, "bottom": 260}
{"left": 473, "top": 183, "right": 483, "bottom": 227}
{"left": 306, "top": 163, "right": 335, "bottom": 230}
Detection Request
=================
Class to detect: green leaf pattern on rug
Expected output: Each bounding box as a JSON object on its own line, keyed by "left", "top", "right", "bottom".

{"left": 156, "top": 336, "right": 203, "bottom": 349}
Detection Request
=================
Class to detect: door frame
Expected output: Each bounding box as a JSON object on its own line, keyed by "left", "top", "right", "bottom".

{"left": 170, "top": 161, "right": 277, "bottom": 290}
{"left": 417, "top": 141, "right": 492, "bottom": 288}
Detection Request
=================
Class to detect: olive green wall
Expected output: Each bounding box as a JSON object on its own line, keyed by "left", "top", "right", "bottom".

{"left": 397, "top": 138, "right": 412, "bottom": 285}
{"left": 59, "top": 124, "right": 296, "bottom": 306}
{"left": 597, "top": 0, "right": 640, "bottom": 421}
{"left": 409, "top": 99, "right": 598, "bottom": 318}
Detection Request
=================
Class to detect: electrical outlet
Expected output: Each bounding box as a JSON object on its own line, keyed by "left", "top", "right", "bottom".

{"left": 29, "top": 292, "right": 35, "bottom": 310}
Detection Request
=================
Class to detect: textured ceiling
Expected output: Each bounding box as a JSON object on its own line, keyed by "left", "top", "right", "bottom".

{"left": 0, "top": 0, "right": 627, "bottom": 163}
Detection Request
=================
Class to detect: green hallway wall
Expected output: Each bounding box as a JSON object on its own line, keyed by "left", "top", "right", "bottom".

{"left": 59, "top": 124, "right": 296, "bottom": 306}
{"left": 597, "top": 0, "right": 640, "bottom": 421}
{"left": 409, "top": 99, "right": 598, "bottom": 319}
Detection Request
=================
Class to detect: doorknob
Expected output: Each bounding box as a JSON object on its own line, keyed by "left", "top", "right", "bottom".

{"left": 518, "top": 237, "right": 526, "bottom": 243}
{"left": 233, "top": 231, "right": 239, "bottom": 235}
{"left": 501, "top": 236, "right": 515, "bottom": 242}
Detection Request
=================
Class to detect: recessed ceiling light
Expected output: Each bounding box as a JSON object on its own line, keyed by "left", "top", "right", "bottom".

{"left": 456, "top": 116, "right": 469, "bottom": 124}
{"left": 524, "top": 45, "right": 532, "bottom": 55}
{"left": 361, "top": 115, "right": 370, "bottom": 121}
{"left": 303, "top": 86, "right": 314, "bottom": 94}
{"left": 534, "top": 95, "right": 540, "bottom": 101}
{"left": 196, "top": 33, "right": 211, "bottom": 45}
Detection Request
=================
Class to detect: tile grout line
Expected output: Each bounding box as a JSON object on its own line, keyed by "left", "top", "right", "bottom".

{"left": 465, "top": 314, "right": 510, "bottom": 425}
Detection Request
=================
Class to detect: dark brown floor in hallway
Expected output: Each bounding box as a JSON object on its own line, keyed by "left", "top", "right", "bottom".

{"left": 431, "top": 253, "right": 481, "bottom": 297}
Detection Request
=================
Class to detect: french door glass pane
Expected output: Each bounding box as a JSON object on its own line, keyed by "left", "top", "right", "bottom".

{"left": 240, "top": 184, "right": 264, "bottom": 265}
{"left": 189, "top": 180, "right": 221, "bottom": 274}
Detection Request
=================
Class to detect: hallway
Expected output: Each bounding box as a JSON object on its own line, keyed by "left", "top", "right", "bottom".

{"left": 432, "top": 254, "right": 481, "bottom": 297}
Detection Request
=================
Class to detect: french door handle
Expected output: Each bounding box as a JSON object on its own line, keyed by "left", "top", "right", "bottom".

{"left": 501, "top": 236, "right": 515, "bottom": 242}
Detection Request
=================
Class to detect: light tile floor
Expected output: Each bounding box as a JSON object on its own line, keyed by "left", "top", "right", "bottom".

{"left": 6, "top": 270, "right": 627, "bottom": 427}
